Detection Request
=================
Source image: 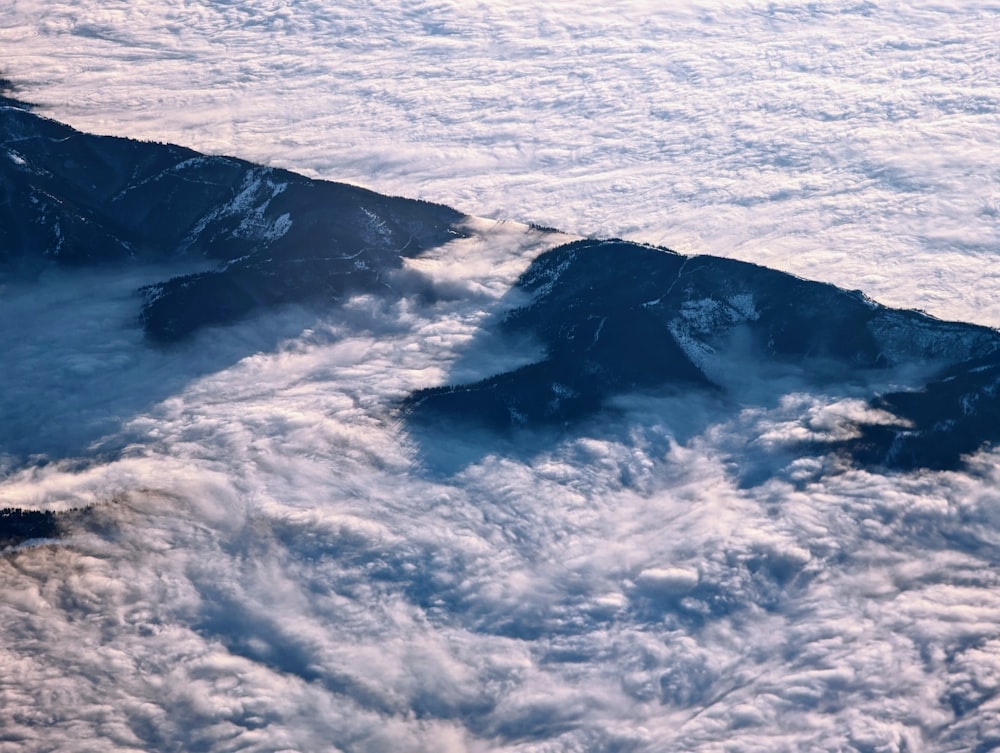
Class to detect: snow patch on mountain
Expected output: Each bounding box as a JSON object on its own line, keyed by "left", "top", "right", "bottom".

{"left": 665, "top": 294, "right": 761, "bottom": 386}
{"left": 182, "top": 168, "right": 291, "bottom": 250}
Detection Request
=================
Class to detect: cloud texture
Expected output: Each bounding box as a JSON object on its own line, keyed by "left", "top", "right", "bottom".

{"left": 2, "top": 222, "right": 1000, "bottom": 751}
{"left": 4, "top": 1, "right": 1000, "bottom": 751}
{"left": 2, "top": 0, "right": 1000, "bottom": 323}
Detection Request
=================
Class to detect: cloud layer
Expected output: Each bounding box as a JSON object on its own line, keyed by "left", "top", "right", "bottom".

{"left": 4, "top": 2, "right": 1000, "bottom": 751}
{"left": 2, "top": 223, "right": 1000, "bottom": 751}
{"left": 3, "top": 1, "right": 1000, "bottom": 323}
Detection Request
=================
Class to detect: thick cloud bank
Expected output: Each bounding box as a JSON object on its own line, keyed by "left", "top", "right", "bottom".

{"left": 4, "top": 2, "right": 1000, "bottom": 752}
{"left": 2, "top": 1, "right": 1000, "bottom": 324}
{"left": 4, "top": 219, "right": 1000, "bottom": 751}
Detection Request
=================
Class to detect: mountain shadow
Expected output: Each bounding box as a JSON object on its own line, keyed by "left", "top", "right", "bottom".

{"left": 0, "top": 91, "right": 468, "bottom": 470}
{"left": 7, "top": 92, "right": 1000, "bottom": 479}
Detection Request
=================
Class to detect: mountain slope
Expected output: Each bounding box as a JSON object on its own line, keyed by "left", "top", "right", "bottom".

{"left": 405, "top": 239, "right": 1000, "bottom": 470}
{"left": 6, "top": 98, "right": 1000, "bottom": 472}
{"left": 0, "top": 97, "right": 466, "bottom": 341}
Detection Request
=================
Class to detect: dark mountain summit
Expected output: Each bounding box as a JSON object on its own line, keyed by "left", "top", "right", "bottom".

{"left": 0, "top": 95, "right": 465, "bottom": 341}
{"left": 404, "top": 239, "right": 1000, "bottom": 471}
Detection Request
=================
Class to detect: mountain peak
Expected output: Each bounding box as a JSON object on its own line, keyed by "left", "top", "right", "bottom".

{"left": 1, "top": 102, "right": 466, "bottom": 340}
{"left": 405, "top": 238, "right": 1000, "bottom": 471}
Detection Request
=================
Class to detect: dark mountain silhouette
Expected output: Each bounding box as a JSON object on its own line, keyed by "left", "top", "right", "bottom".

{"left": 0, "top": 508, "right": 57, "bottom": 548}
{"left": 404, "top": 239, "right": 1000, "bottom": 471}
{"left": 1, "top": 96, "right": 465, "bottom": 341}
{"left": 5, "top": 94, "right": 1000, "bottom": 474}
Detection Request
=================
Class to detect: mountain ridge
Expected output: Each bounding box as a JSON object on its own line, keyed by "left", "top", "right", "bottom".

{"left": 1, "top": 98, "right": 466, "bottom": 341}
{"left": 404, "top": 238, "right": 1000, "bottom": 472}
{"left": 4, "top": 98, "right": 1000, "bottom": 481}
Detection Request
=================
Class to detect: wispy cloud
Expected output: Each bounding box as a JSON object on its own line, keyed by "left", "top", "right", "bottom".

{"left": 4, "top": 2, "right": 1000, "bottom": 751}
{"left": 4, "top": 223, "right": 1000, "bottom": 749}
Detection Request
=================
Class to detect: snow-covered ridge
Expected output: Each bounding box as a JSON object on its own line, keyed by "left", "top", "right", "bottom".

{"left": 409, "top": 238, "right": 1000, "bottom": 472}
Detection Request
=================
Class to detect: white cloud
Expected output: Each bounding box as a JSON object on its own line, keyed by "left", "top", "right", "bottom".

{"left": 5, "top": 1, "right": 1000, "bottom": 751}
{"left": 3, "top": 1, "right": 999, "bottom": 324}
{"left": 7, "top": 267, "right": 1000, "bottom": 750}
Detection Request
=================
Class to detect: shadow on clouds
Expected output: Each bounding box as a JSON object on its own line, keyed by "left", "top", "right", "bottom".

{"left": 0, "top": 264, "right": 332, "bottom": 471}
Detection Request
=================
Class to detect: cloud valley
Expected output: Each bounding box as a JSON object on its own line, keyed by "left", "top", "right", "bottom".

{"left": 4, "top": 210, "right": 1000, "bottom": 751}
{"left": 3, "top": 2, "right": 1000, "bottom": 751}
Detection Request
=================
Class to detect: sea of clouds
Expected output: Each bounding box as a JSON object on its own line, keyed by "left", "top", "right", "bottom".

{"left": 3, "top": 1, "right": 1000, "bottom": 751}
{"left": 3, "top": 0, "right": 1000, "bottom": 323}
{"left": 9, "top": 222, "right": 1000, "bottom": 752}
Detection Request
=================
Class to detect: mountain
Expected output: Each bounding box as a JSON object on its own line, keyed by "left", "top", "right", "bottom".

{"left": 404, "top": 238, "right": 1000, "bottom": 471}
{"left": 5, "top": 94, "right": 1000, "bottom": 489}
{"left": 852, "top": 354, "right": 1000, "bottom": 470}
{"left": 0, "top": 94, "right": 465, "bottom": 342}
{"left": 7, "top": 82, "right": 1000, "bottom": 753}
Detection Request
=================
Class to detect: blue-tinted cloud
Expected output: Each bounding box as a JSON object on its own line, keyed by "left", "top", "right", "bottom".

{"left": 4, "top": 224, "right": 1000, "bottom": 750}
{"left": 4, "top": 2, "right": 1000, "bottom": 751}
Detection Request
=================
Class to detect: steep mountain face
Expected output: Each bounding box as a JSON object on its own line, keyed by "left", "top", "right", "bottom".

{"left": 404, "top": 239, "right": 1000, "bottom": 470}
{"left": 0, "top": 97, "right": 465, "bottom": 341}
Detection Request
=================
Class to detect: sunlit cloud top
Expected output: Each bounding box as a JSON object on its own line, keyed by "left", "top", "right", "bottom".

{"left": 3, "top": 0, "right": 1000, "bottom": 323}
